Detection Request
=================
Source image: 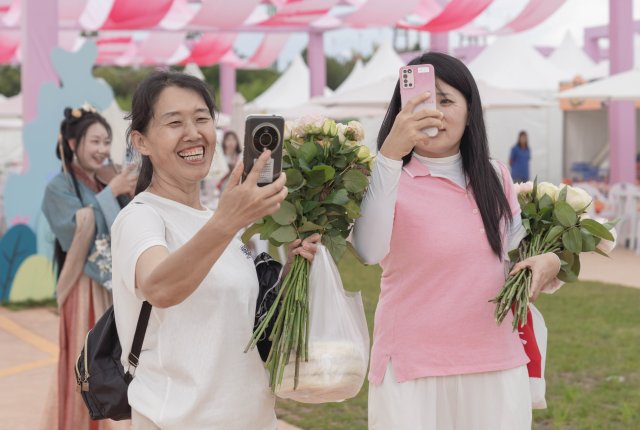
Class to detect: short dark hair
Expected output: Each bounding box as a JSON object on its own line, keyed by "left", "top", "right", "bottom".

{"left": 126, "top": 71, "right": 217, "bottom": 195}
{"left": 377, "top": 52, "right": 512, "bottom": 258}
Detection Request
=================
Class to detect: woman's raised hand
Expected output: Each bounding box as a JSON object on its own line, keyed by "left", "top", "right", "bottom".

{"left": 214, "top": 150, "right": 288, "bottom": 235}
{"left": 109, "top": 164, "right": 137, "bottom": 197}
{"left": 379, "top": 92, "right": 444, "bottom": 161}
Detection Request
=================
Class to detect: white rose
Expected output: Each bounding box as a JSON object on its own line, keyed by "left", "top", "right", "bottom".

{"left": 596, "top": 227, "right": 617, "bottom": 254}
{"left": 345, "top": 120, "right": 365, "bottom": 142}
{"left": 561, "top": 184, "right": 593, "bottom": 211}
{"left": 537, "top": 182, "right": 560, "bottom": 201}
{"left": 357, "top": 145, "right": 371, "bottom": 161}
{"left": 336, "top": 123, "right": 347, "bottom": 144}
{"left": 519, "top": 181, "right": 534, "bottom": 194}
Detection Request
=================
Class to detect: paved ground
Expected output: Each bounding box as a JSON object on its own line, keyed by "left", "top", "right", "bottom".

{"left": 0, "top": 247, "right": 637, "bottom": 430}
{"left": 0, "top": 306, "right": 301, "bottom": 430}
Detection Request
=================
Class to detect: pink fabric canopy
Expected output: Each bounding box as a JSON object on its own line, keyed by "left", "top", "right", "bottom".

{"left": 59, "top": 0, "right": 88, "bottom": 23}
{"left": 101, "top": 0, "right": 174, "bottom": 30}
{"left": 497, "top": 0, "right": 567, "bottom": 34}
{"left": 257, "top": 0, "right": 340, "bottom": 28}
{"left": 343, "top": 0, "right": 421, "bottom": 27}
{"left": 180, "top": 33, "right": 236, "bottom": 66}
{"left": 400, "top": 0, "right": 493, "bottom": 33}
{"left": 190, "top": 0, "right": 262, "bottom": 29}
{"left": 237, "top": 33, "right": 291, "bottom": 68}
{"left": 0, "top": 30, "right": 19, "bottom": 63}
{"left": 462, "top": 0, "right": 567, "bottom": 36}
{"left": 159, "top": 0, "right": 198, "bottom": 30}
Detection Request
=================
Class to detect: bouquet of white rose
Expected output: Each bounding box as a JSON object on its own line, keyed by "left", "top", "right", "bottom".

{"left": 492, "top": 180, "right": 616, "bottom": 329}
{"left": 244, "top": 117, "right": 372, "bottom": 400}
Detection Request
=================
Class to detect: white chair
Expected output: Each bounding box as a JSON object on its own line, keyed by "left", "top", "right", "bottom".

{"left": 608, "top": 183, "right": 640, "bottom": 251}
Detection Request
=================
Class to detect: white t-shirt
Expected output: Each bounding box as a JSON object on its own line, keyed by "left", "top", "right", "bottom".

{"left": 111, "top": 192, "right": 276, "bottom": 430}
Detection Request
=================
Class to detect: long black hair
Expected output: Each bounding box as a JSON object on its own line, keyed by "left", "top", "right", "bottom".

{"left": 126, "top": 71, "right": 217, "bottom": 195}
{"left": 377, "top": 52, "right": 511, "bottom": 258}
{"left": 53, "top": 107, "right": 112, "bottom": 274}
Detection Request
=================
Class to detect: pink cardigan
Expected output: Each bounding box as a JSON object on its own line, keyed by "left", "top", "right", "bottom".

{"left": 368, "top": 158, "right": 529, "bottom": 385}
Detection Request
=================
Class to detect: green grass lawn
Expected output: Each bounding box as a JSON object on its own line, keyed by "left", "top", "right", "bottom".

{"left": 276, "top": 251, "right": 640, "bottom": 430}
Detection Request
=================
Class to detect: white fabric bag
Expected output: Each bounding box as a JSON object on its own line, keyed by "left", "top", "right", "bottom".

{"left": 276, "top": 245, "right": 370, "bottom": 403}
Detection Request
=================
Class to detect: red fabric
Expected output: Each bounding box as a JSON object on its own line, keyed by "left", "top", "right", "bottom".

{"left": 498, "top": 0, "right": 567, "bottom": 34}
{"left": 180, "top": 33, "right": 235, "bottom": 66}
{"left": 518, "top": 308, "right": 542, "bottom": 378}
{"left": 399, "top": 0, "right": 493, "bottom": 32}
{"left": 101, "top": 0, "right": 174, "bottom": 30}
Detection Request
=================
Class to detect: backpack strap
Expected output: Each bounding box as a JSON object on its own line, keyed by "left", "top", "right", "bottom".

{"left": 125, "top": 301, "right": 152, "bottom": 381}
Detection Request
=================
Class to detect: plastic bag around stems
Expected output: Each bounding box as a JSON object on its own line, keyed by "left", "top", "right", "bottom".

{"left": 275, "top": 245, "right": 370, "bottom": 403}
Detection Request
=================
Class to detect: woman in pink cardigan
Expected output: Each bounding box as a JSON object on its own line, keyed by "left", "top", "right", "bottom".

{"left": 353, "top": 52, "right": 561, "bottom": 430}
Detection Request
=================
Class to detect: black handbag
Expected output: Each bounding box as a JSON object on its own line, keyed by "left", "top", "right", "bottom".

{"left": 254, "top": 252, "right": 283, "bottom": 362}
{"left": 75, "top": 301, "right": 151, "bottom": 421}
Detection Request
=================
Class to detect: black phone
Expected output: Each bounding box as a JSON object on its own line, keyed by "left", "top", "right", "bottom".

{"left": 242, "top": 115, "right": 284, "bottom": 186}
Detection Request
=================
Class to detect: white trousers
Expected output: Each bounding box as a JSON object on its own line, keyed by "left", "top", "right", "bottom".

{"left": 369, "top": 364, "right": 532, "bottom": 430}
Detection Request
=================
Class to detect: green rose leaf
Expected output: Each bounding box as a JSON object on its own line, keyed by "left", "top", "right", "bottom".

{"left": 538, "top": 194, "right": 554, "bottom": 210}
{"left": 580, "top": 218, "right": 614, "bottom": 241}
{"left": 554, "top": 201, "right": 577, "bottom": 227}
{"left": 523, "top": 203, "right": 537, "bottom": 217}
{"left": 544, "top": 225, "right": 564, "bottom": 245}
{"left": 562, "top": 227, "right": 582, "bottom": 253}
{"left": 322, "top": 233, "right": 347, "bottom": 262}
{"left": 557, "top": 185, "right": 568, "bottom": 202}
{"left": 342, "top": 169, "right": 369, "bottom": 193}
{"left": 271, "top": 225, "right": 297, "bottom": 243}
{"left": 580, "top": 229, "right": 597, "bottom": 252}
{"left": 298, "top": 141, "right": 318, "bottom": 164}
{"left": 323, "top": 189, "right": 350, "bottom": 205}
{"left": 259, "top": 217, "right": 280, "bottom": 240}
{"left": 307, "top": 165, "right": 336, "bottom": 187}
{"left": 285, "top": 168, "right": 304, "bottom": 187}
{"left": 557, "top": 267, "right": 578, "bottom": 283}
{"left": 345, "top": 200, "right": 361, "bottom": 219}
{"left": 271, "top": 200, "right": 297, "bottom": 225}
{"left": 298, "top": 221, "right": 323, "bottom": 233}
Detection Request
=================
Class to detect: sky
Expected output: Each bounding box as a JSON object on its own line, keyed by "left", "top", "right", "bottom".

{"left": 233, "top": 0, "right": 640, "bottom": 71}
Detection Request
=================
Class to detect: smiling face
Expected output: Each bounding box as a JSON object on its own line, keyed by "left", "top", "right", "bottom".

{"left": 72, "top": 122, "right": 111, "bottom": 174}
{"left": 134, "top": 85, "right": 216, "bottom": 188}
{"left": 413, "top": 78, "right": 468, "bottom": 159}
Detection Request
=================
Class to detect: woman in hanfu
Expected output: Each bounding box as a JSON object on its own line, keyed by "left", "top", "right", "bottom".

{"left": 41, "top": 105, "right": 136, "bottom": 430}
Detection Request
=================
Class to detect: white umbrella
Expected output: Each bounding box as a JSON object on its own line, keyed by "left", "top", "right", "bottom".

{"left": 557, "top": 68, "right": 640, "bottom": 100}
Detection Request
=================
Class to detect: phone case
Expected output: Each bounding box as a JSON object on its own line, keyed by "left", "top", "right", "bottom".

{"left": 399, "top": 64, "right": 438, "bottom": 137}
{"left": 242, "top": 115, "right": 284, "bottom": 186}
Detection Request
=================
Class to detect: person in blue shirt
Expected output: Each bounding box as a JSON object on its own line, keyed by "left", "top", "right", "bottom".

{"left": 510, "top": 130, "right": 531, "bottom": 182}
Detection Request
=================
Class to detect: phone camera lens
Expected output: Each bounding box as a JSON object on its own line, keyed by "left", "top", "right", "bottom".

{"left": 408, "top": 69, "right": 412, "bottom": 73}
{"left": 252, "top": 124, "right": 280, "bottom": 152}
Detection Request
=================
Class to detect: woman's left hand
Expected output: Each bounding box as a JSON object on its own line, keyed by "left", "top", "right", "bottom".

{"left": 287, "top": 233, "right": 320, "bottom": 262}
{"left": 287, "top": 233, "right": 322, "bottom": 262}
{"left": 509, "top": 252, "right": 561, "bottom": 302}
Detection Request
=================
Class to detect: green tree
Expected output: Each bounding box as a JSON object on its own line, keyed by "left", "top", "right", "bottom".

{"left": 0, "top": 66, "right": 21, "bottom": 97}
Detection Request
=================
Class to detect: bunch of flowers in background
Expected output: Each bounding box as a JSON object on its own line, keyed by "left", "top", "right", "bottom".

{"left": 244, "top": 116, "right": 373, "bottom": 391}
{"left": 492, "top": 180, "right": 616, "bottom": 330}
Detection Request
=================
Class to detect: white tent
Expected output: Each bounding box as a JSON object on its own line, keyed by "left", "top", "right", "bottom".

{"left": 246, "top": 55, "right": 332, "bottom": 113}
{"left": 335, "top": 59, "right": 366, "bottom": 94}
{"left": 184, "top": 62, "right": 206, "bottom": 81}
{"left": 468, "top": 36, "right": 569, "bottom": 94}
{"left": 557, "top": 67, "right": 640, "bottom": 100}
{"left": 548, "top": 33, "right": 596, "bottom": 79}
{"left": 357, "top": 40, "right": 404, "bottom": 87}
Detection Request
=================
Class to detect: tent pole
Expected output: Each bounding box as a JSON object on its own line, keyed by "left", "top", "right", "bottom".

{"left": 607, "top": 0, "right": 636, "bottom": 184}
{"left": 21, "top": 0, "right": 59, "bottom": 122}
{"left": 308, "top": 30, "right": 326, "bottom": 98}
{"left": 219, "top": 62, "right": 236, "bottom": 118}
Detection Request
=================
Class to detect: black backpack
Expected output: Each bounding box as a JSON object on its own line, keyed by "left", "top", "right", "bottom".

{"left": 75, "top": 301, "right": 151, "bottom": 420}
{"left": 75, "top": 252, "right": 282, "bottom": 420}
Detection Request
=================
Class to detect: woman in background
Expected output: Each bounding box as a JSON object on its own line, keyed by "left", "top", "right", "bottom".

{"left": 42, "top": 106, "right": 136, "bottom": 430}
{"left": 510, "top": 130, "right": 531, "bottom": 182}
